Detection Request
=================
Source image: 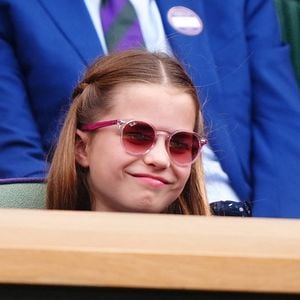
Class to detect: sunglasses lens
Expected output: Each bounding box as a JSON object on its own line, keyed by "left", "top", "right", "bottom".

{"left": 122, "top": 121, "right": 155, "bottom": 154}
{"left": 169, "top": 132, "right": 200, "bottom": 165}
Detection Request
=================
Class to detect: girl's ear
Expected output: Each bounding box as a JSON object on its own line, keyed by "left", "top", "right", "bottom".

{"left": 75, "top": 129, "right": 90, "bottom": 167}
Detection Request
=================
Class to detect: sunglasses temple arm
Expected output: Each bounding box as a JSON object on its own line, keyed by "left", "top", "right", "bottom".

{"left": 81, "top": 120, "right": 119, "bottom": 131}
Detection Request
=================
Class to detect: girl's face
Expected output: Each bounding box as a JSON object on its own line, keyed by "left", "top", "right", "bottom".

{"left": 76, "top": 83, "right": 197, "bottom": 213}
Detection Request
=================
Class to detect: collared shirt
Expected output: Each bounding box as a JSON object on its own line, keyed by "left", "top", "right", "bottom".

{"left": 83, "top": 0, "right": 241, "bottom": 204}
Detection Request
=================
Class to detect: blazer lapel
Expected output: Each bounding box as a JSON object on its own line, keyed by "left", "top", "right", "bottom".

{"left": 38, "top": 0, "right": 104, "bottom": 65}
{"left": 156, "top": 0, "right": 251, "bottom": 200}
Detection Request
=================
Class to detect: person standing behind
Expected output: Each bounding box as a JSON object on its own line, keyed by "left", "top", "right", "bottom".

{"left": 0, "top": 0, "right": 300, "bottom": 217}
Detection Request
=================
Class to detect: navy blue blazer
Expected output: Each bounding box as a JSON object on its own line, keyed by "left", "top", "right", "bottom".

{"left": 1, "top": 0, "right": 300, "bottom": 217}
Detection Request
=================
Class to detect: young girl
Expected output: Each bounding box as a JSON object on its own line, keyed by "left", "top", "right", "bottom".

{"left": 47, "top": 49, "right": 210, "bottom": 215}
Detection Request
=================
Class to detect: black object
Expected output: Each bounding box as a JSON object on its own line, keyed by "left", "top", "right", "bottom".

{"left": 1, "top": 284, "right": 298, "bottom": 300}
{"left": 210, "top": 200, "right": 252, "bottom": 217}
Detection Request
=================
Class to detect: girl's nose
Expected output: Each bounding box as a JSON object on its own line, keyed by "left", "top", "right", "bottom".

{"left": 142, "top": 136, "right": 171, "bottom": 168}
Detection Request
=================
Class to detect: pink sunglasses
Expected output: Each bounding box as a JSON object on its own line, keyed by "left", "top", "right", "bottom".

{"left": 81, "top": 119, "right": 207, "bottom": 166}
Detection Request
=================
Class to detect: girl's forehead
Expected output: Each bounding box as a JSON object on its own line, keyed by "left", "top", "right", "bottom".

{"left": 105, "top": 83, "right": 197, "bottom": 131}
{"left": 112, "top": 83, "right": 194, "bottom": 106}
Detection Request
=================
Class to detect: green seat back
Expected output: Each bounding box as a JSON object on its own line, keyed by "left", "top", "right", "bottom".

{"left": 0, "top": 181, "right": 46, "bottom": 209}
{"left": 274, "top": 0, "right": 300, "bottom": 85}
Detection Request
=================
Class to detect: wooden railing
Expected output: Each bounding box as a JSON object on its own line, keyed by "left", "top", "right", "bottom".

{"left": 0, "top": 209, "right": 299, "bottom": 298}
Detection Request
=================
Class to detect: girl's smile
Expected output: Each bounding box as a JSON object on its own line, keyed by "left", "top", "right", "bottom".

{"left": 128, "top": 172, "right": 170, "bottom": 188}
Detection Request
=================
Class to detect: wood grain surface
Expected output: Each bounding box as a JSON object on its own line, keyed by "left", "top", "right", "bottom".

{"left": 0, "top": 209, "right": 299, "bottom": 293}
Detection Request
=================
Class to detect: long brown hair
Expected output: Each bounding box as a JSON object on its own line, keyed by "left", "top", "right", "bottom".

{"left": 47, "top": 49, "right": 210, "bottom": 215}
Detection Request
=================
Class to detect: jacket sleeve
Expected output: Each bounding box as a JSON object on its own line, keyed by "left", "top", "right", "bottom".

{"left": 0, "top": 5, "right": 47, "bottom": 178}
{"left": 247, "top": 0, "right": 300, "bottom": 217}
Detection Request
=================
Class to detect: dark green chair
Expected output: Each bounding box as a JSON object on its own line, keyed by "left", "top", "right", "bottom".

{"left": 274, "top": 0, "right": 300, "bottom": 85}
{"left": 0, "top": 178, "right": 46, "bottom": 208}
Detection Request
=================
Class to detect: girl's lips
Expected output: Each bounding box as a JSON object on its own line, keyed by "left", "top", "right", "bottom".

{"left": 130, "top": 174, "right": 170, "bottom": 187}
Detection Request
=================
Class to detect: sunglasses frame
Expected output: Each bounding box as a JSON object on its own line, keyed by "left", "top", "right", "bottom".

{"left": 81, "top": 119, "right": 207, "bottom": 166}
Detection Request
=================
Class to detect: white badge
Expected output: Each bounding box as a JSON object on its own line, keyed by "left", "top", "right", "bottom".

{"left": 167, "top": 6, "right": 203, "bottom": 36}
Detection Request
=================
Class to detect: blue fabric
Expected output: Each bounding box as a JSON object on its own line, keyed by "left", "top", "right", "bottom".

{"left": 0, "top": 0, "right": 300, "bottom": 217}
{"left": 0, "top": 177, "right": 45, "bottom": 184}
